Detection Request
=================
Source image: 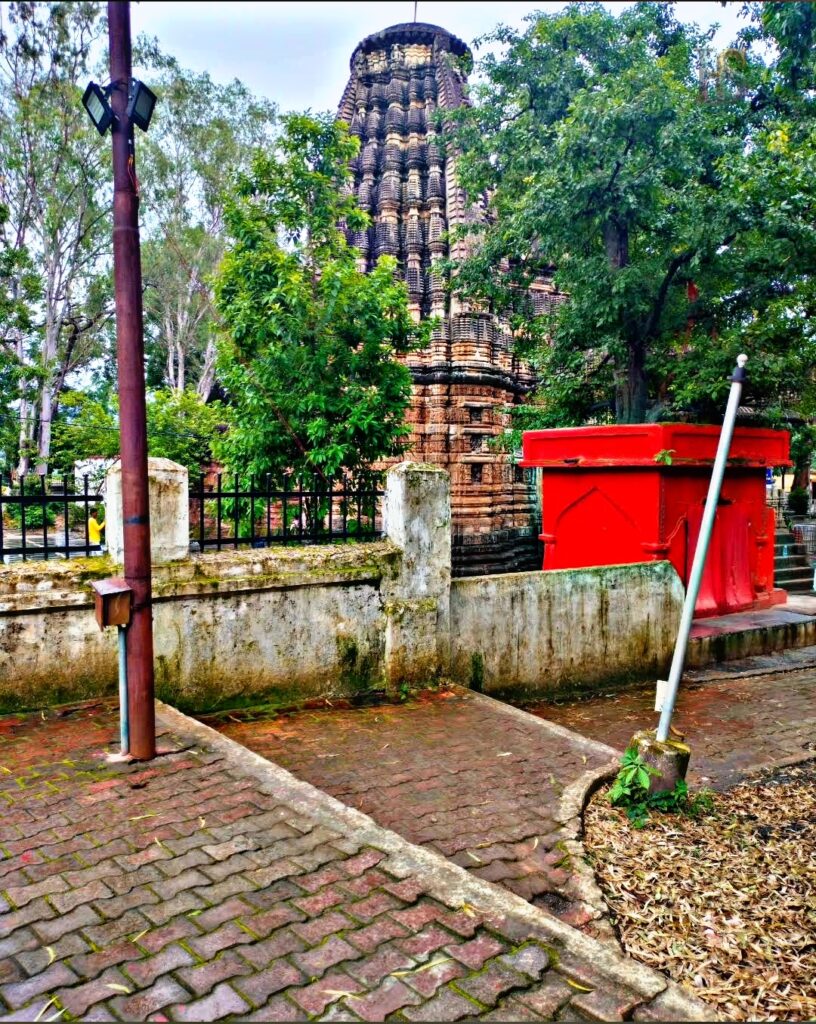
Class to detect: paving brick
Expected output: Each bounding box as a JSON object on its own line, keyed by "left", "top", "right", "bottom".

{"left": 344, "top": 915, "right": 411, "bottom": 954}
{"left": 445, "top": 933, "right": 506, "bottom": 969}
{"left": 293, "top": 864, "right": 347, "bottom": 894}
{"left": 152, "top": 867, "right": 211, "bottom": 900}
{"left": 141, "top": 889, "right": 207, "bottom": 925}
{"left": 481, "top": 996, "right": 548, "bottom": 1021}
{"left": 401, "top": 985, "right": 479, "bottom": 1021}
{"left": 344, "top": 977, "right": 422, "bottom": 1020}
{"left": 236, "top": 959, "right": 306, "bottom": 1004}
{"left": 83, "top": 909, "right": 150, "bottom": 948}
{"left": 292, "top": 885, "right": 346, "bottom": 917}
{"left": 569, "top": 983, "right": 643, "bottom": 1021}
{"left": 0, "top": 927, "right": 38, "bottom": 961}
{"left": 397, "top": 924, "right": 455, "bottom": 960}
{"left": 49, "top": 878, "right": 114, "bottom": 915}
{"left": 187, "top": 921, "right": 256, "bottom": 959}
{"left": 0, "top": 897, "right": 56, "bottom": 936}
{"left": 66, "top": 940, "right": 141, "bottom": 980}
{"left": 239, "top": 928, "right": 307, "bottom": 968}
{"left": 338, "top": 849, "right": 384, "bottom": 877}
{"left": 292, "top": 910, "right": 355, "bottom": 946}
{"left": 1, "top": 961, "right": 78, "bottom": 1009}
{"left": 344, "top": 945, "right": 415, "bottom": 987}
{"left": 244, "top": 859, "right": 303, "bottom": 888}
{"left": 52, "top": 966, "right": 131, "bottom": 1019}
{"left": 174, "top": 980, "right": 250, "bottom": 1021}
{"left": 191, "top": 896, "right": 252, "bottom": 932}
{"left": 155, "top": 847, "right": 213, "bottom": 878}
{"left": 92, "top": 884, "right": 160, "bottom": 919}
{"left": 176, "top": 949, "right": 253, "bottom": 998}
{"left": 338, "top": 870, "right": 389, "bottom": 898}
{"left": 194, "top": 874, "right": 255, "bottom": 904}
{"left": 241, "top": 994, "right": 308, "bottom": 1021}
{"left": 4, "top": 875, "right": 68, "bottom": 910}
{"left": 32, "top": 903, "right": 101, "bottom": 944}
{"left": 292, "top": 935, "right": 361, "bottom": 978}
{"left": 135, "top": 916, "right": 201, "bottom": 953}
{"left": 198, "top": 851, "right": 258, "bottom": 884}
{"left": 401, "top": 956, "right": 467, "bottom": 998}
{"left": 122, "top": 942, "right": 195, "bottom": 988}
{"left": 201, "top": 834, "right": 262, "bottom": 862}
{"left": 109, "top": 975, "right": 191, "bottom": 1020}
{"left": 242, "top": 879, "right": 304, "bottom": 910}
{"left": 289, "top": 972, "right": 364, "bottom": 1016}
{"left": 455, "top": 960, "right": 528, "bottom": 1007}
{"left": 390, "top": 902, "right": 443, "bottom": 931}
{"left": 344, "top": 890, "right": 403, "bottom": 924}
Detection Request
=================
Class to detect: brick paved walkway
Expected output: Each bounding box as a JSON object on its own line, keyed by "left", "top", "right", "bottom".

{"left": 0, "top": 699, "right": 709, "bottom": 1023}
{"left": 216, "top": 690, "right": 619, "bottom": 936}
{"left": 529, "top": 658, "right": 816, "bottom": 790}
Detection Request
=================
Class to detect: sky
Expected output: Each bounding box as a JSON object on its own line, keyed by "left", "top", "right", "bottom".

{"left": 129, "top": 1, "right": 749, "bottom": 114}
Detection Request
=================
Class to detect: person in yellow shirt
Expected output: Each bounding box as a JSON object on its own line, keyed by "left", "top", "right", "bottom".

{"left": 88, "top": 507, "right": 106, "bottom": 550}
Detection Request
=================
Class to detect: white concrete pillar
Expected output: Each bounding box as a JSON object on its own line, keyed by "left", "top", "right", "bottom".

{"left": 382, "top": 462, "right": 451, "bottom": 685}
{"left": 106, "top": 458, "right": 189, "bottom": 564}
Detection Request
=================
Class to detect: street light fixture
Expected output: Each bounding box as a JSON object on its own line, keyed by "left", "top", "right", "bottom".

{"left": 127, "top": 79, "right": 157, "bottom": 132}
{"left": 82, "top": 78, "right": 156, "bottom": 136}
{"left": 82, "top": 81, "right": 115, "bottom": 135}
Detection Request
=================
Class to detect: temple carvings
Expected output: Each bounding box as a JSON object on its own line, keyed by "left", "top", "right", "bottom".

{"left": 338, "top": 22, "right": 553, "bottom": 575}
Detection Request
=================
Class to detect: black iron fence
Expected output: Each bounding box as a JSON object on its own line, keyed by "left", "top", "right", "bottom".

{"left": 189, "top": 472, "right": 384, "bottom": 552}
{"left": 0, "top": 474, "right": 104, "bottom": 562}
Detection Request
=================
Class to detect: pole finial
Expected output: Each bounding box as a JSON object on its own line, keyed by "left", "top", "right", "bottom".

{"left": 737, "top": 353, "right": 748, "bottom": 368}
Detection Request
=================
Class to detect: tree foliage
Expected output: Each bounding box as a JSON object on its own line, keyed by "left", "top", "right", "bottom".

{"left": 214, "top": 113, "right": 429, "bottom": 482}
{"left": 136, "top": 46, "right": 276, "bottom": 400}
{"left": 0, "top": 1, "right": 112, "bottom": 473}
{"left": 449, "top": 1, "right": 816, "bottom": 429}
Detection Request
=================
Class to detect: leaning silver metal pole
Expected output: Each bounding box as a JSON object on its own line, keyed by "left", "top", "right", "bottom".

{"left": 656, "top": 354, "right": 748, "bottom": 742}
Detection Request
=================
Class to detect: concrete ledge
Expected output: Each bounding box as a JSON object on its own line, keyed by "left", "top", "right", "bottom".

{"left": 688, "top": 607, "right": 816, "bottom": 668}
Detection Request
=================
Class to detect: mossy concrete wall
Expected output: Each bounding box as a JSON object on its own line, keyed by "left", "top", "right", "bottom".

{"left": 0, "top": 464, "right": 690, "bottom": 714}
{"left": 449, "top": 561, "right": 684, "bottom": 700}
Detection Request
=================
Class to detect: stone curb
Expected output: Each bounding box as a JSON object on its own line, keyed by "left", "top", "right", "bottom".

{"left": 157, "top": 700, "right": 714, "bottom": 1021}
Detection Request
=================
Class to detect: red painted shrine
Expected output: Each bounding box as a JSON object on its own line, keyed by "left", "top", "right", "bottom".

{"left": 521, "top": 424, "right": 791, "bottom": 616}
{"left": 338, "top": 23, "right": 556, "bottom": 575}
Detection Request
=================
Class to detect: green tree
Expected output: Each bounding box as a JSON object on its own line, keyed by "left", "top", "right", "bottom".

{"left": 214, "top": 113, "right": 429, "bottom": 483}
{"left": 449, "top": 2, "right": 816, "bottom": 428}
{"left": 0, "top": 1, "right": 112, "bottom": 474}
{"left": 136, "top": 48, "right": 276, "bottom": 400}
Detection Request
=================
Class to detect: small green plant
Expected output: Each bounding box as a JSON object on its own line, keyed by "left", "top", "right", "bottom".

{"left": 398, "top": 681, "right": 411, "bottom": 703}
{"left": 654, "top": 448, "right": 676, "bottom": 466}
{"left": 609, "top": 748, "right": 713, "bottom": 828}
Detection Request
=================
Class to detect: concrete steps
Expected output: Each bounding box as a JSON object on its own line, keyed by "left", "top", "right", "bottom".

{"left": 774, "top": 527, "right": 814, "bottom": 593}
{"left": 688, "top": 597, "right": 816, "bottom": 667}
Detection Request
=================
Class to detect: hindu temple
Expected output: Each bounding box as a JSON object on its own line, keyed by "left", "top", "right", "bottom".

{"left": 338, "top": 22, "right": 557, "bottom": 575}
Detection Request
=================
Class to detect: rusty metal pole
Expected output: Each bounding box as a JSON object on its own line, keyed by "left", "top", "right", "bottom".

{"left": 108, "top": 1, "right": 156, "bottom": 760}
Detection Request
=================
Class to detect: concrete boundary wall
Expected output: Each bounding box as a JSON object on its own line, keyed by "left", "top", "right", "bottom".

{"left": 0, "top": 462, "right": 683, "bottom": 713}
{"left": 449, "top": 562, "right": 684, "bottom": 699}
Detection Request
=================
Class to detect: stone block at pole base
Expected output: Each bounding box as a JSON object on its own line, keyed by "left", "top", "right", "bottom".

{"left": 630, "top": 729, "right": 691, "bottom": 794}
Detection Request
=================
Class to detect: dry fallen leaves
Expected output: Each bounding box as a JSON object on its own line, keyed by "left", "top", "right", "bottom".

{"left": 584, "top": 760, "right": 816, "bottom": 1022}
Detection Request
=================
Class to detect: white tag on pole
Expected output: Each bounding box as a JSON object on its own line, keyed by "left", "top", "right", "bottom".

{"left": 655, "top": 679, "right": 668, "bottom": 712}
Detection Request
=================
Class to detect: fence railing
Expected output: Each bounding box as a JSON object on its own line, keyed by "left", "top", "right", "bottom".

{"left": 189, "top": 472, "right": 384, "bottom": 552}
{"left": 0, "top": 474, "right": 104, "bottom": 562}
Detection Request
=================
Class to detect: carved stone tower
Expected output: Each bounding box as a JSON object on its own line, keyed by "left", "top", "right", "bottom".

{"left": 339, "top": 22, "right": 545, "bottom": 575}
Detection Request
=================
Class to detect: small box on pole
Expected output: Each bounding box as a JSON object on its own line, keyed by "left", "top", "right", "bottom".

{"left": 91, "top": 577, "right": 132, "bottom": 630}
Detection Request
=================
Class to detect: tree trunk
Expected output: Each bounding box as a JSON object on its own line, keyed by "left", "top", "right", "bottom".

{"left": 196, "top": 337, "right": 217, "bottom": 402}
{"left": 615, "top": 343, "right": 648, "bottom": 424}
{"left": 35, "top": 385, "right": 53, "bottom": 475}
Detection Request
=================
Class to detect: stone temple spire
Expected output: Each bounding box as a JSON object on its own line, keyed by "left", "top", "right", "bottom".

{"left": 339, "top": 23, "right": 551, "bottom": 575}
